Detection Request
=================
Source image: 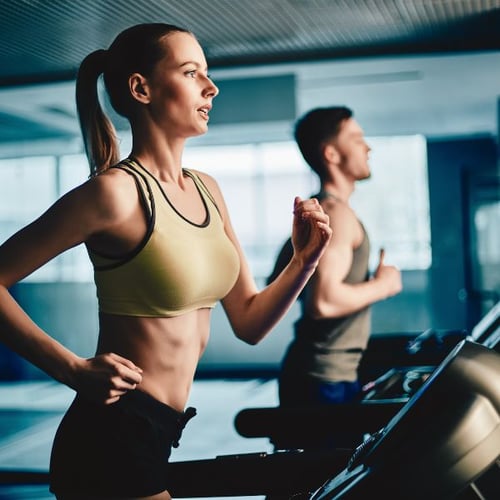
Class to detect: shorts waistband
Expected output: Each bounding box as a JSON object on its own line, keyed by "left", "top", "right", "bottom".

{"left": 117, "top": 390, "right": 196, "bottom": 426}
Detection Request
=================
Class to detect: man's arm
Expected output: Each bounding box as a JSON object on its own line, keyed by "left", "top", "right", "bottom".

{"left": 305, "top": 203, "right": 401, "bottom": 319}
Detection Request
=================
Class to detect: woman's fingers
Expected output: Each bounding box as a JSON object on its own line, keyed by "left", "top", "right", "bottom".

{"left": 75, "top": 353, "right": 144, "bottom": 404}
{"left": 108, "top": 354, "right": 143, "bottom": 385}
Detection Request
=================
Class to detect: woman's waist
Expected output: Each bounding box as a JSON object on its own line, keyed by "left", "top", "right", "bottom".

{"left": 96, "top": 312, "right": 209, "bottom": 409}
{"left": 98, "top": 308, "right": 211, "bottom": 331}
{"left": 97, "top": 345, "right": 199, "bottom": 409}
{"left": 97, "top": 310, "right": 210, "bottom": 354}
{"left": 136, "top": 371, "right": 194, "bottom": 411}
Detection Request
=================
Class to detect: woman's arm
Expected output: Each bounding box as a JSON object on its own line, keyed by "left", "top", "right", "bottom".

{"left": 0, "top": 174, "right": 142, "bottom": 403}
{"left": 198, "top": 173, "right": 332, "bottom": 344}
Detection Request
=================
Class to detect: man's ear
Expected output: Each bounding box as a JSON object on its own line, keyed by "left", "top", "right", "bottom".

{"left": 323, "top": 143, "right": 340, "bottom": 164}
{"left": 129, "top": 73, "right": 150, "bottom": 103}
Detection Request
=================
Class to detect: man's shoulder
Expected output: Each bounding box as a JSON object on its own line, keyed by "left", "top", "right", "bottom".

{"left": 324, "top": 198, "right": 358, "bottom": 223}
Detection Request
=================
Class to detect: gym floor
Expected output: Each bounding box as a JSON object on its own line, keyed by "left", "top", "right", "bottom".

{"left": 0, "top": 378, "right": 278, "bottom": 499}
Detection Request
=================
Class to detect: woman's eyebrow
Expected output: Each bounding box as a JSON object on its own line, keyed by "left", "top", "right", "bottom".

{"left": 179, "top": 60, "right": 207, "bottom": 70}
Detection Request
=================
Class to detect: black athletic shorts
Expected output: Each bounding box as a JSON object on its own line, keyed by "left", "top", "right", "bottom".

{"left": 49, "top": 389, "right": 196, "bottom": 498}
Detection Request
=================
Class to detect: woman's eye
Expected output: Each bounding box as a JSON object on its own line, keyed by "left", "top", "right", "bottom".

{"left": 186, "top": 70, "right": 196, "bottom": 78}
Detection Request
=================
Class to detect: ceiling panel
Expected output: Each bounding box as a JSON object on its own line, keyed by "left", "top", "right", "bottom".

{"left": 0, "top": 110, "right": 73, "bottom": 142}
{"left": 0, "top": 0, "right": 499, "bottom": 147}
{"left": 0, "top": 0, "right": 499, "bottom": 86}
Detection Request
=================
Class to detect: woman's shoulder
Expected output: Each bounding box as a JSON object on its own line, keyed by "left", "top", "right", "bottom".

{"left": 185, "top": 168, "right": 222, "bottom": 197}
{"left": 70, "top": 167, "right": 140, "bottom": 225}
{"left": 85, "top": 166, "right": 132, "bottom": 198}
{"left": 185, "top": 167, "right": 215, "bottom": 184}
{"left": 184, "top": 168, "right": 228, "bottom": 219}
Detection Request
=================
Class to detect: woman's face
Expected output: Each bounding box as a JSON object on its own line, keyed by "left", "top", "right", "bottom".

{"left": 146, "top": 31, "right": 219, "bottom": 139}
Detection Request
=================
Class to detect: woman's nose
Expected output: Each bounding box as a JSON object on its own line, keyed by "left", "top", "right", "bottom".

{"left": 205, "top": 77, "right": 218, "bottom": 98}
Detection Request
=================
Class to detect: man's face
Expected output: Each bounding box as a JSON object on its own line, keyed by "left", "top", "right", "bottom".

{"left": 333, "top": 118, "right": 371, "bottom": 181}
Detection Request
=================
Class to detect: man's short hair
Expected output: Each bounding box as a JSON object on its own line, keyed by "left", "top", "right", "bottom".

{"left": 294, "top": 106, "right": 353, "bottom": 178}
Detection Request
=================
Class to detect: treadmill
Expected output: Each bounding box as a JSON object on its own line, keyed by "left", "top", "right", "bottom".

{"left": 234, "top": 302, "right": 500, "bottom": 451}
{"left": 310, "top": 339, "right": 500, "bottom": 499}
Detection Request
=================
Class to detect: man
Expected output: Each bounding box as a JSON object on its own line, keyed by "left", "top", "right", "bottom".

{"left": 268, "top": 106, "right": 402, "bottom": 408}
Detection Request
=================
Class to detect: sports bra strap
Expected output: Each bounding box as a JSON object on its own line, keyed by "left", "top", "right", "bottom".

{"left": 90, "top": 161, "right": 156, "bottom": 270}
{"left": 184, "top": 170, "right": 222, "bottom": 217}
{"left": 113, "top": 160, "right": 155, "bottom": 222}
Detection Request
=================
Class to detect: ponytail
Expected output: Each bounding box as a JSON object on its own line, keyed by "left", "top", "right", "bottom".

{"left": 76, "top": 24, "right": 192, "bottom": 176}
{"left": 75, "top": 50, "right": 119, "bottom": 176}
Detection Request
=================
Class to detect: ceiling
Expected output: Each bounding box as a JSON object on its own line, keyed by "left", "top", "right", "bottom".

{"left": 2, "top": 0, "right": 500, "bottom": 85}
{"left": 0, "top": 0, "right": 499, "bottom": 148}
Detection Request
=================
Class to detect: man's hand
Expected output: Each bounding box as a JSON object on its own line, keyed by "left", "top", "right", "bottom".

{"left": 374, "top": 248, "right": 402, "bottom": 298}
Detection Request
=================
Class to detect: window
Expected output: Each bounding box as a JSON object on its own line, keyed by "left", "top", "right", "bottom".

{"left": 184, "top": 142, "right": 317, "bottom": 278}
{"left": 185, "top": 134, "right": 430, "bottom": 280}
{"left": 351, "top": 135, "right": 431, "bottom": 270}
{"left": 0, "top": 157, "right": 57, "bottom": 281}
{"left": 0, "top": 154, "right": 91, "bottom": 282}
{"left": 0, "top": 134, "right": 430, "bottom": 282}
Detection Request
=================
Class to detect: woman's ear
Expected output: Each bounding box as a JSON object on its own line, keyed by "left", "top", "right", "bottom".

{"left": 129, "top": 73, "right": 150, "bottom": 103}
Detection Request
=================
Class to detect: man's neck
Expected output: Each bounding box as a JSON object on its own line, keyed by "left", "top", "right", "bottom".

{"left": 318, "top": 181, "right": 352, "bottom": 204}
{"left": 317, "top": 191, "right": 345, "bottom": 203}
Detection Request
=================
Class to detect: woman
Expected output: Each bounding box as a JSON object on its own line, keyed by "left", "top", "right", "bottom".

{"left": 0, "top": 23, "right": 331, "bottom": 499}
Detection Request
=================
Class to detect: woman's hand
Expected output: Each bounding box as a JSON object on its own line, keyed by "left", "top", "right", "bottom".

{"left": 291, "top": 196, "right": 332, "bottom": 271}
{"left": 72, "top": 352, "right": 143, "bottom": 404}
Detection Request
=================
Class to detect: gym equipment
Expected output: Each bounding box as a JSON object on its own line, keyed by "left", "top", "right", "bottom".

{"left": 0, "top": 448, "right": 351, "bottom": 498}
{"left": 1, "top": 342, "right": 498, "bottom": 498}
{"left": 234, "top": 302, "right": 500, "bottom": 451}
{"left": 310, "top": 340, "right": 500, "bottom": 499}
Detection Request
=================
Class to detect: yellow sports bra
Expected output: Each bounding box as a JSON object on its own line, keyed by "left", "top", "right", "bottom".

{"left": 87, "top": 158, "right": 240, "bottom": 317}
